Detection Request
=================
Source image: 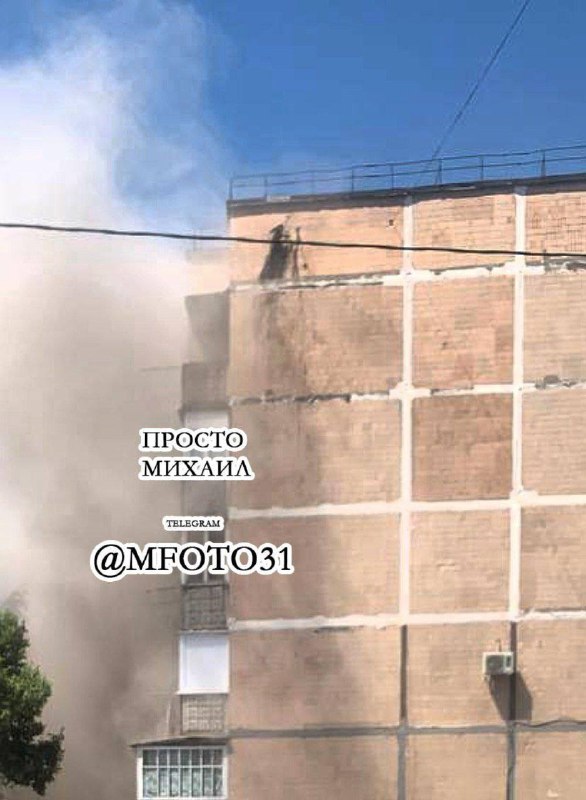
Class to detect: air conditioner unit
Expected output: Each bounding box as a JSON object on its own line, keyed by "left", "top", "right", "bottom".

{"left": 483, "top": 651, "right": 515, "bottom": 677}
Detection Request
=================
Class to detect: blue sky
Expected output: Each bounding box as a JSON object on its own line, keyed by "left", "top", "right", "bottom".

{"left": 0, "top": 0, "right": 584, "bottom": 182}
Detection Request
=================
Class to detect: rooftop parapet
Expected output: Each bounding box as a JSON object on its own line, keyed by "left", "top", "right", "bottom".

{"left": 229, "top": 144, "right": 586, "bottom": 206}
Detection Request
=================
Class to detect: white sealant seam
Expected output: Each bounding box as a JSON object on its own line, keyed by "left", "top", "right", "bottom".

{"left": 229, "top": 613, "right": 399, "bottom": 632}
{"left": 229, "top": 501, "right": 401, "bottom": 520}
{"left": 509, "top": 187, "right": 527, "bottom": 619}
{"left": 518, "top": 491, "right": 586, "bottom": 506}
{"left": 229, "top": 492, "right": 586, "bottom": 520}
{"left": 229, "top": 609, "right": 586, "bottom": 632}
{"left": 410, "top": 384, "right": 513, "bottom": 398}
{"left": 399, "top": 195, "right": 414, "bottom": 624}
{"left": 229, "top": 380, "right": 586, "bottom": 409}
{"left": 230, "top": 261, "right": 573, "bottom": 297}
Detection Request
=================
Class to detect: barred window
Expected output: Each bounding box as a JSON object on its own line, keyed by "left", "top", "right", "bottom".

{"left": 181, "top": 409, "right": 228, "bottom": 588}
{"left": 140, "top": 747, "right": 226, "bottom": 799}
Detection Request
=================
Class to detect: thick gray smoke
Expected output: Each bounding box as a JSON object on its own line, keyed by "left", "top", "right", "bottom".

{"left": 0, "top": 3, "right": 228, "bottom": 797}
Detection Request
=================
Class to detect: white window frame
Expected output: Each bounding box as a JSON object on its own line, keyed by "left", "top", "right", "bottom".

{"left": 137, "top": 745, "right": 228, "bottom": 800}
{"left": 178, "top": 632, "right": 229, "bottom": 695}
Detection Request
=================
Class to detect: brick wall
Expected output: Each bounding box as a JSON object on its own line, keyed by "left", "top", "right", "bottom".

{"left": 230, "top": 399, "right": 401, "bottom": 509}
{"left": 520, "top": 506, "right": 586, "bottom": 610}
{"left": 217, "top": 178, "right": 586, "bottom": 800}
{"left": 230, "top": 737, "right": 397, "bottom": 800}
{"left": 517, "top": 620, "right": 586, "bottom": 722}
{"left": 526, "top": 184, "right": 586, "bottom": 256}
{"left": 413, "top": 276, "right": 513, "bottom": 388}
{"left": 410, "top": 510, "right": 509, "bottom": 613}
{"left": 523, "top": 388, "right": 586, "bottom": 494}
{"left": 406, "top": 735, "right": 507, "bottom": 800}
{"left": 516, "top": 732, "right": 586, "bottom": 798}
{"left": 229, "top": 514, "right": 400, "bottom": 619}
{"left": 228, "top": 190, "right": 517, "bottom": 281}
{"left": 229, "top": 628, "right": 400, "bottom": 729}
{"left": 229, "top": 201, "right": 404, "bottom": 282}
{"left": 229, "top": 284, "right": 402, "bottom": 397}
{"left": 412, "top": 191, "right": 516, "bottom": 269}
{"left": 412, "top": 394, "right": 512, "bottom": 501}
{"left": 524, "top": 272, "right": 586, "bottom": 383}
{"left": 408, "top": 622, "right": 511, "bottom": 726}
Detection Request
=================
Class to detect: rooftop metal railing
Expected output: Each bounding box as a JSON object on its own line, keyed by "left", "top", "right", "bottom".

{"left": 229, "top": 144, "right": 586, "bottom": 201}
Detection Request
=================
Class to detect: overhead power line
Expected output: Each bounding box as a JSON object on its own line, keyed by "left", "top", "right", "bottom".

{"left": 429, "top": 0, "right": 533, "bottom": 161}
{"left": 0, "top": 220, "right": 585, "bottom": 261}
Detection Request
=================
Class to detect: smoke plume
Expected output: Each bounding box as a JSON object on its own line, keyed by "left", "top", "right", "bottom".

{"left": 0, "top": 2, "right": 228, "bottom": 797}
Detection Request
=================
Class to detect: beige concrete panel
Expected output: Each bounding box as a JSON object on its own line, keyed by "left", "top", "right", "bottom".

{"left": 517, "top": 620, "right": 586, "bottom": 722}
{"left": 413, "top": 276, "right": 513, "bottom": 389}
{"left": 516, "top": 732, "right": 586, "bottom": 800}
{"left": 229, "top": 201, "right": 404, "bottom": 282}
{"left": 231, "top": 400, "right": 401, "bottom": 509}
{"left": 410, "top": 510, "right": 509, "bottom": 613}
{"left": 229, "top": 627, "right": 400, "bottom": 729}
{"left": 230, "top": 736, "right": 397, "bottom": 800}
{"left": 521, "top": 506, "right": 586, "bottom": 611}
{"left": 412, "top": 192, "right": 515, "bottom": 269}
{"left": 229, "top": 284, "right": 402, "bottom": 397}
{"left": 524, "top": 273, "right": 586, "bottom": 384}
{"left": 408, "top": 623, "right": 511, "bottom": 726}
{"left": 406, "top": 734, "right": 507, "bottom": 800}
{"left": 230, "top": 515, "right": 400, "bottom": 619}
{"left": 526, "top": 184, "right": 586, "bottom": 258}
{"left": 523, "top": 389, "right": 586, "bottom": 494}
{"left": 413, "top": 395, "right": 513, "bottom": 501}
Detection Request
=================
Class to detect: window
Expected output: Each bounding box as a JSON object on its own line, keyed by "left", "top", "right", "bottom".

{"left": 178, "top": 633, "right": 229, "bottom": 695}
{"left": 139, "top": 747, "right": 226, "bottom": 799}
{"left": 181, "top": 409, "right": 228, "bottom": 587}
{"left": 182, "top": 528, "right": 226, "bottom": 587}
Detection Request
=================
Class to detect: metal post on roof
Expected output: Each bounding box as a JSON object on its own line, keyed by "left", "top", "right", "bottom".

{"left": 541, "top": 150, "right": 547, "bottom": 178}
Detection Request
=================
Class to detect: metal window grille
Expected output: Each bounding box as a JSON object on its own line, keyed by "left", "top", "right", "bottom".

{"left": 139, "top": 747, "right": 227, "bottom": 800}
{"left": 182, "top": 582, "right": 227, "bottom": 630}
{"left": 181, "top": 694, "right": 227, "bottom": 734}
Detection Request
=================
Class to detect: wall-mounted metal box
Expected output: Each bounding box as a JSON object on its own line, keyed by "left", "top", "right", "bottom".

{"left": 483, "top": 651, "right": 515, "bottom": 677}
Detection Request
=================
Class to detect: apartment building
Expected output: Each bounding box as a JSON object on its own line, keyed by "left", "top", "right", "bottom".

{"left": 134, "top": 148, "right": 586, "bottom": 800}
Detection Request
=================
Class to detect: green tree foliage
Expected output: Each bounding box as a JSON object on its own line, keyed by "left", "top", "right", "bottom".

{"left": 0, "top": 610, "right": 64, "bottom": 794}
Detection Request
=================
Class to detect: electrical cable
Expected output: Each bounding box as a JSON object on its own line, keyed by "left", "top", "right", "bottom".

{"left": 0, "top": 220, "right": 584, "bottom": 261}
{"left": 429, "top": 0, "right": 533, "bottom": 162}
